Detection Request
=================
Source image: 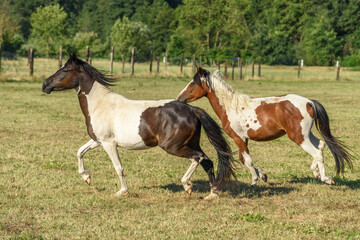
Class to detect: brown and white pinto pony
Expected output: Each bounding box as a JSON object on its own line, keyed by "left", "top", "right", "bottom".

{"left": 42, "top": 54, "right": 236, "bottom": 199}
{"left": 177, "top": 67, "right": 353, "bottom": 186}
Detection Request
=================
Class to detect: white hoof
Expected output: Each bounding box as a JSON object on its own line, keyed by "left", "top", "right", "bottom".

{"left": 204, "top": 193, "right": 218, "bottom": 200}
{"left": 182, "top": 181, "right": 193, "bottom": 193}
{"left": 114, "top": 189, "right": 129, "bottom": 197}
{"left": 81, "top": 171, "right": 91, "bottom": 184}
{"left": 324, "top": 178, "right": 336, "bottom": 185}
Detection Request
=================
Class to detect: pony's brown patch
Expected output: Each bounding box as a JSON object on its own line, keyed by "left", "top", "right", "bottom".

{"left": 206, "top": 90, "right": 249, "bottom": 162}
{"left": 138, "top": 107, "right": 159, "bottom": 147}
{"left": 77, "top": 74, "right": 96, "bottom": 140}
{"left": 248, "top": 100, "right": 304, "bottom": 144}
{"left": 78, "top": 94, "right": 97, "bottom": 141}
{"left": 306, "top": 102, "right": 314, "bottom": 118}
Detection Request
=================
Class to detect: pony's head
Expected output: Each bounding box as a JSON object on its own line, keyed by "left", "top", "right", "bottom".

{"left": 42, "top": 52, "right": 115, "bottom": 94}
{"left": 42, "top": 52, "right": 82, "bottom": 94}
{"left": 177, "top": 66, "right": 211, "bottom": 103}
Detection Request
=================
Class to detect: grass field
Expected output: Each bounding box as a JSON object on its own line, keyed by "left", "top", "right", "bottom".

{"left": 0, "top": 58, "right": 359, "bottom": 239}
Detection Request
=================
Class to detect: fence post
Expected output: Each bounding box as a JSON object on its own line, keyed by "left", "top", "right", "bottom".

{"left": 110, "top": 46, "right": 114, "bottom": 75}
{"left": 59, "top": 46, "right": 62, "bottom": 68}
{"left": 29, "top": 48, "right": 34, "bottom": 76}
{"left": 231, "top": 59, "right": 235, "bottom": 80}
{"left": 0, "top": 43, "right": 2, "bottom": 73}
{"left": 130, "top": 47, "right": 135, "bottom": 75}
{"left": 224, "top": 59, "right": 228, "bottom": 78}
{"left": 200, "top": 56, "right": 202, "bottom": 67}
{"left": 85, "top": 46, "right": 89, "bottom": 63}
{"left": 156, "top": 57, "right": 160, "bottom": 73}
{"left": 180, "top": 53, "right": 184, "bottom": 74}
{"left": 192, "top": 54, "right": 196, "bottom": 73}
{"left": 251, "top": 59, "right": 255, "bottom": 78}
{"left": 239, "top": 59, "right": 243, "bottom": 80}
{"left": 165, "top": 49, "right": 168, "bottom": 74}
{"left": 149, "top": 50, "right": 153, "bottom": 73}
{"left": 336, "top": 61, "right": 340, "bottom": 81}
{"left": 28, "top": 49, "right": 31, "bottom": 65}
{"left": 258, "top": 59, "right": 261, "bottom": 77}
{"left": 121, "top": 54, "right": 125, "bottom": 73}
{"left": 297, "top": 60, "right": 301, "bottom": 78}
{"left": 217, "top": 60, "right": 220, "bottom": 70}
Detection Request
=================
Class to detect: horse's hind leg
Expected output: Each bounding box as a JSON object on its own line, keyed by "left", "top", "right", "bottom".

{"left": 102, "top": 142, "right": 129, "bottom": 196}
{"left": 300, "top": 133, "right": 335, "bottom": 184}
{"left": 162, "top": 143, "right": 216, "bottom": 197}
{"left": 77, "top": 139, "right": 100, "bottom": 185}
{"left": 200, "top": 158, "right": 218, "bottom": 200}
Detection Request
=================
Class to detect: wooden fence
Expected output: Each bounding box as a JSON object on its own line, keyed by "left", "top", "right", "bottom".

{"left": 0, "top": 45, "right": 344, "bottom": 81}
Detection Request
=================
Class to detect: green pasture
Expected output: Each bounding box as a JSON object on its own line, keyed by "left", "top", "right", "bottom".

{"left": 0, "top": 58, "right": 359, "bottom": 239}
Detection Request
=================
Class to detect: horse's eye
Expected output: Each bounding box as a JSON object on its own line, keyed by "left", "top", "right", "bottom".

{"left": 190, "top": 82, "right": 196, "bottom": 86}
{"left": 63, "top": 69, "right": 72, "bottom": 72}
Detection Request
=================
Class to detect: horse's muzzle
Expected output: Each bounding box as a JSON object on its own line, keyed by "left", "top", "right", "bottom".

{"left": 42, "top": 81, "right": 53, "bottom": 94}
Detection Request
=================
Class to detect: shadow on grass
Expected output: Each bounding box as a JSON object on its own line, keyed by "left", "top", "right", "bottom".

{"left": 289, "top": 176, "right": 360, "bottom": 189}
{"left": 160, "top": 180, "right": 297, "bottom": 199}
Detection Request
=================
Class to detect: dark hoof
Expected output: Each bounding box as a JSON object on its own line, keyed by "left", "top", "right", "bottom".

{"left": 261, "top": 173, "right": 268, "bottom": 182}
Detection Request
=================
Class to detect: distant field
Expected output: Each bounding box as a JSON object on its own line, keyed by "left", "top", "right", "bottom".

{"left": 0, "top": 58, "right": 359, "bottom": 239}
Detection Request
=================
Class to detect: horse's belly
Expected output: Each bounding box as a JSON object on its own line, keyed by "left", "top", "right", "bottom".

{"left": 91, "top": 112, "right": 149, "bottom": 149}
{"left": 115, "top": 130, "right": 150, "bottom": 150}
{"left": 113, "top": 117, "right": 150, "bottom": 150}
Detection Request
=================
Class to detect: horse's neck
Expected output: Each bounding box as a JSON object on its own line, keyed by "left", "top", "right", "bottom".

{"left": 78, "top": 80, "right": 125, "bottom": 116}
{"left": 206, "top": 91, "right": 231, "bottom": 125}
{"left": 206, "top": 78, "right": 250, "bottom": 120}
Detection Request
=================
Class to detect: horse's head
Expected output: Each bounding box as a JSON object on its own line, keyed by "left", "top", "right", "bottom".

{"left": 177, "top": 66, "right": 211, "bottom": 103}
{"left": 42, "top": 52, "right": 82, "bottom": 94}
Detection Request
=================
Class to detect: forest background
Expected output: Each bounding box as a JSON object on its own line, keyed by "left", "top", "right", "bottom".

{"left": 1, "top": 0, "right": 360, "bottom": 66}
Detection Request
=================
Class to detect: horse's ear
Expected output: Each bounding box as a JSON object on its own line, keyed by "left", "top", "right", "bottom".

{"left": 66, "top": 51, "right": 78, "bottom": 62}
{"left": 71, "top": 53, "right": 78, "bottom": 61}
{"left": 197, "top": 66, "right": 207, "bottom": 77}
{"left": 197, "top": 65, "right": 204, "bottom": 76}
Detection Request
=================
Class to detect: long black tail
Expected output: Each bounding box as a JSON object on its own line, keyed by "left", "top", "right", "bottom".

{"left": 310, "top": 100, "right": 353, "bottom": 175}
{"left": 193, "top": 108, "right": 237, "bottom": 186}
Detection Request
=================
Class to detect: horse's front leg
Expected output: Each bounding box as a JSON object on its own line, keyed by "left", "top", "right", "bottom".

{"left": 234, "top": 137, "right": 267, "bottom": 186}
{"left": 77, "top": 139, "right": 100, "bottom": 185}
{"left": 102, "top": 142, "right": 129, "bottom": 196}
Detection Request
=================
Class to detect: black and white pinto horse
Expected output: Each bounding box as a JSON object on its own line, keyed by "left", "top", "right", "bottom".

{"left": 42, "top": 54, "right": 236, "bottom": 199}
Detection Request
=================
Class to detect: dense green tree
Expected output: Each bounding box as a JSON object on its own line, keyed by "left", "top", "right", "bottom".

{"left": 26, "top": 4, "right": 68, "bottom": 56}
{"left": 301, "top": 13, "right": 342, "bottom": 66}
{"left": 110, "top": 17, "right": 151, "bottom": 61}
{"left": 4, "top": 0, "right": 360, "bottom": 65}
{"left": 0, "top": 1, "right": 20, "bottom": 46}
{"left": 133, "top": 0, "right": 176, "bottom": 57}
{"left": 73, "top": 32, "right": 104, "bottom": 57}
{"left": 77, "top": 0, "right": 150, "bottom": 43}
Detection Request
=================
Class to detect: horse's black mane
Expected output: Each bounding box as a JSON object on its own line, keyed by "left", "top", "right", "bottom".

{"left": 72, "top": 57, "right": 117, "bottom": 86}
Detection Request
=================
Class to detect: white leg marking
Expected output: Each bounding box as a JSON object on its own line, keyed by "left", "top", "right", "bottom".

{"left": 102, "top": 142, "right": 129, "bottom": 196}
{"left": 242, "top": 152, "right": 260, "bottom": 186}
{"left": 77, "top": 139, "right": 100, "bottom": 183}
{"left": 301, "top": 134, "right": 332, "bottom": 182}
{"left": 181, "top": 158, "right": 201, "bottom": 194}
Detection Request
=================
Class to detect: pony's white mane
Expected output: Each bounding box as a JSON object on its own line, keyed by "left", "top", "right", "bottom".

{"left": 209, "top": 70, "right": 251, "bottom": 113}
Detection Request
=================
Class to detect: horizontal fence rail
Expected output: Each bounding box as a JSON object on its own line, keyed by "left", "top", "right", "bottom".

{"left": 0, "top": 46, "right": 351, "bottom": 82}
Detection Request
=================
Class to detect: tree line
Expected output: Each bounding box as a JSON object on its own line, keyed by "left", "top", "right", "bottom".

{"left": 1, "top": 0, "right": 360, "bottom": 66}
